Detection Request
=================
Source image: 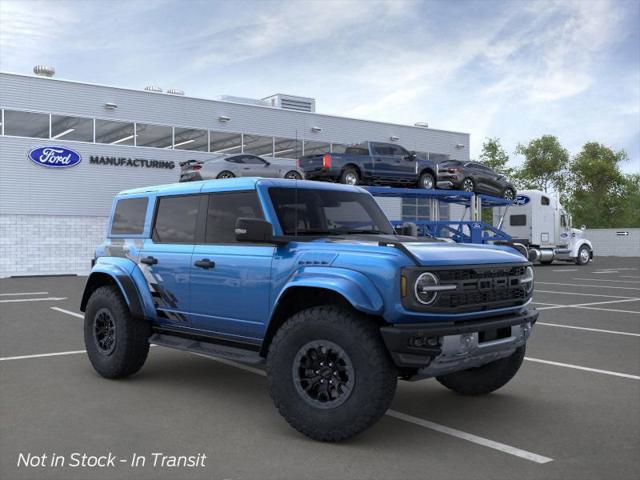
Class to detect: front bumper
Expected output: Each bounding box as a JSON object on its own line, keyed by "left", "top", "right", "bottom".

{"left": 380, "top": 308, "right": 538, "bottom": 378}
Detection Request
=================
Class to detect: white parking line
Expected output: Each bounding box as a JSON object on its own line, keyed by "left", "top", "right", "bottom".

{"left": 525, "top": 357, "right": 640, "bottom": 380}
{"left": 573, "top": 306, "right": 640, "bottom": 315}
{"left": 0, "top": 291, "right": 49, "bottom": 296}
{"left": 385, "top": 410, "right": 553, "bottom": 464}
{"left": 0, "top": 350, "right": 86, "bottom": 361}
{"left": 535, "top": 290, "right": 637, "bottom": 299}
{"left": 195, "top": 355, "right": 553, "bottom": 464}
{"left": 51, "top": 307, "right": 84, "bottom": 318}
{"left": 536, "top": 322, "right": 640, "bottom": 337}
{"left": 593, "top": 271, "right": 619, "bottom": 274}
{"left": 534, "top": 298, "right": 640, "bottom": 311}
{"left": 551, "top": 269, "right": 577, "bottom": 272}
{"left": 573, "top": 278, "right": 640, "bottom": 284}
{"left": 620, "top": 275, "right": 640, "bottom": 279}
{"left": 0, "top": 297, "right": 67, "bottom": 303}
{"left": 537, "top": 282, "right": 640, "bottom": 291}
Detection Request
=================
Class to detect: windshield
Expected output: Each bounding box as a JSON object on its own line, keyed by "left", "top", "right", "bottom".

{"left": 268, "top": 188, "right": 394, "bottom": 236}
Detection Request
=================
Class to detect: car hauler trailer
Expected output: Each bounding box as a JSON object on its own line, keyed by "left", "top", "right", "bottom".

{"left": 492, "top": 190, "right": 593, "bottom": 265}
{"left": 365, "top": 186, "right": 593, "bottom": 265}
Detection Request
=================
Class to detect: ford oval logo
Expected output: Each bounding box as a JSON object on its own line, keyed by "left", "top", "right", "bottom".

{"left": 514, "top": 195, "right": 530, "bottom": 205}
{"left": 28, "top": 146, "right": 82, "bottom": 168}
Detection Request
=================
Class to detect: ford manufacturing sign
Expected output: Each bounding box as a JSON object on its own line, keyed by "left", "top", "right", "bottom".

{"left": 28, "top": 146, "right": 82, "bottom": 168}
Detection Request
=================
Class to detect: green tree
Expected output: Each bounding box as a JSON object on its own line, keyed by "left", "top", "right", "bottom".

{"left": 566, "top": 142, "right": 631, "bottom": 228}
{"left": 618, "top": 174, "right": 640, "bottom": 227}
{"left": 479, "top": 137, "right": 513, "bottom": 176}
{"left": 515, "top": 135, "right": 570, "bottom": 193}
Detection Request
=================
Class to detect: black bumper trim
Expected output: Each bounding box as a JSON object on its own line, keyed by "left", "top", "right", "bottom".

{"left": 380, "top": 308, "right": 538, "bottom": 368}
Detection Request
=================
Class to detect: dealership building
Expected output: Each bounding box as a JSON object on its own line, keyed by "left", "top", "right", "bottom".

{"left": 0, "top": 69, "right": 470, "bottom": 277}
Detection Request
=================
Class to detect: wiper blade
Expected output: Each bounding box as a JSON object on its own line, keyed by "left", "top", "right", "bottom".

{"left": 337, "top": 229, "right": 386, "bottom": 234}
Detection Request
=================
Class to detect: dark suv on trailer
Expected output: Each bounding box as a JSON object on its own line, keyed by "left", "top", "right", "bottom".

{"left": 437, "top": 160, "right": 516, "bottom": 199}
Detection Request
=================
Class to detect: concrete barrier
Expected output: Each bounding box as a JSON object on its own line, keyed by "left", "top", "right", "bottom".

{"left": 586, "top": 228, "right": 640, "bottom": 257}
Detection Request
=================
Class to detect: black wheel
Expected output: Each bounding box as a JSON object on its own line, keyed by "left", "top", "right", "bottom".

{"left": 216, "top": 171, "right": 235, "bottom": 179}
{"left": 267, "top": 305, "right": 397, "bottom": 442}
{"left": 576, "top": 245, "right": 591, "bottom": 265}
{"left": 503, "top": 187, "right": 516, "bottom": 201}
{"left": 340, "top": 167, "right": 360, "bottom": 186}
{"left": 461, "top": 178, "right": 475, "bottom": 192}
{"left": 418, "top": 172, "right": 435, "bottom": 189}
{"left": 84, "top": 286, "right": 150, "bottom": 379}
{"left": 436, "top": 346, "right": 525, "bottom": 396}
{"left": 284, "top": 170, "right": 302, "bottom": 180}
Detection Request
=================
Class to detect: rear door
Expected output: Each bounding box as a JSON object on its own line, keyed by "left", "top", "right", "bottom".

{"left": 139, "top": 194, "right": 206, "bottom": 326}
{"left": 189, "top": 190, "right": 274, "bottom": 341}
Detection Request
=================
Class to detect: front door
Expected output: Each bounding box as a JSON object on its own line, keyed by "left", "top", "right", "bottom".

{"left": 189, "top": 190, "right": 274, "bottom": 341}
{"left": 139, "top": 194, "right": 205, "bottom": 327}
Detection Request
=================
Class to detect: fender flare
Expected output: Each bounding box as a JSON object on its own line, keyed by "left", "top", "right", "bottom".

{"left": 571, "top": 239, "right": 593, "bottom": 258}
{"left": 80, "top": 259, "right": 155, "bottom": 321}
{"left": 271, "top": 267, "right": 385, "bottom": 319}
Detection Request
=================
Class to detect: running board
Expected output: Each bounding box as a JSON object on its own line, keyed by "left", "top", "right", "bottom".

{"left": 150, "top": 333, "right": 264, "bottom": 364}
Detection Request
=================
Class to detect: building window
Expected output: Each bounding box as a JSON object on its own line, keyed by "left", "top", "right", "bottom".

{"left": 135, "top": 123, "right": 173, "bottom": 148}
{"left": 95, "top": 119, "right": 135, "bottom": 145}
{"left": 210, "top": 131, "right": 243, "bottom": 154}
{"left": 3, "top": 110, "right": 49, "bottom": 138}
{"left": 273, "top": 137, "right": 302, "bottom": 158}
{"left": 303, "top": 140, "right": 330, "bottom": 156}
{"left": 402, "top": 199, "right": 431, "bottom": 221}
{"left": 173, "top": 127, "right": 208, "bottom": 151}
{"left": 243, "top": 134, "right": 274, "bottom": 156}
{"left": 51, "top": 114, "right": 94, "bottom": 142}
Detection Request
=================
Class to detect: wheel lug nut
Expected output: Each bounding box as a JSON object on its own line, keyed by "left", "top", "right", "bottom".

{"left": 315, "top": 370, "right": 319, "bottom": 374}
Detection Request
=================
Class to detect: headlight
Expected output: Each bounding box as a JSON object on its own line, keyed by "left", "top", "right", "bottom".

{"left": 414, "top": 272, "right": 441, "bottom": 305}
{"left": 521, "top": 266, "right": 534, "bottom": 294}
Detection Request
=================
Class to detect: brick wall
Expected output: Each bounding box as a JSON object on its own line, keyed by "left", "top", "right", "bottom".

{"left": 0, "top": 215, "right": 108, "bottom": 277}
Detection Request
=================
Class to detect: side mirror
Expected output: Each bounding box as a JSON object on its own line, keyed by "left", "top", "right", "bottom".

{"left": 235, "top": 217, "right": 276, "bottom": 243}
{"left": 395, "top": 222, "right": 418, "bottom": 236}
{"left": 581, "top": 225, "right": 586, "bottom": 231}
{"left": 406, "top": 151, "right": 416, "bottom": 161}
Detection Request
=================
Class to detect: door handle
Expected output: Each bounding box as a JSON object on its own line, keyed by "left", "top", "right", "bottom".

{"left": 140, "top": 256, "right": 158, "bottom": 266}
{"left": 194, "top": 258, "right": 215, "bottom": 269}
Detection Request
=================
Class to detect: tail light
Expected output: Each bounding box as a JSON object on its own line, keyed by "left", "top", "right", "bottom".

{"left": 296, "top": 159, "right": 301, "bottom": 168}
{"left": 322, "top": 154, "right": 331, "bottom": 169}
{"left": 447, "top": 167, "right": 461, "bottom": 173}
{"left": 191, "top": 164, "right": 202, "bottom": 171}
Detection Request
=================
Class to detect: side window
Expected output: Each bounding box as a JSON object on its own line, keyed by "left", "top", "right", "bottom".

{"left": 389, "top": 145, "right": 409, "bottom": 157}
{"left": 541, "top": 196, "right": 550, "bottom": 206}
{"left": 561, "top": 215, "right": 567, "bottom": 227}
{"left": 510, "top": 215, "right": 527, "bottom": 226}
{"left": 153, "top": 195, "right": 201, "bottom": 243}
{"left": 372, "top": 144, "right": 391, "bottom": 155}
{"left": 205, "top": 191, "right": 263, "bottom": 244}
{"left": 226, "top": 156, "right": 243, "bottom": 164}
{"left": 111, "top": 197, "right": 148, "bottom": 235}
{"left": 242, "top": 155, "right": 266, "bottom": 165}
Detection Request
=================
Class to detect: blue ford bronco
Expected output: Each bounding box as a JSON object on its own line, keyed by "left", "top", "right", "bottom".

{"left": 81, "top": 178, "right": 537, "bottom": 441}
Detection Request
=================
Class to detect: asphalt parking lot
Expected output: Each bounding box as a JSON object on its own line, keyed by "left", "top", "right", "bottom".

{"left": 1, "top": 257, "right": 639, "bottom": 480}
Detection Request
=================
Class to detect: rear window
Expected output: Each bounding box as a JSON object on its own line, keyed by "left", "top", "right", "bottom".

{"left": 153, "top": 195, "right": 201, "bottom": 243}
{"left": 510, "top": 215, "right": 527, "bottom": 226}
{"left": 111, "top": 197, "right": 148, "bottom": 235}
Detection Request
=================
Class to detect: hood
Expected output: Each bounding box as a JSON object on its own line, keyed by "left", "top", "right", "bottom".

{"left": 322, "top": 235, "right": 527, "bottom": 266}
{"left": 402, "top": 242, "right": 526, "bottom": 266}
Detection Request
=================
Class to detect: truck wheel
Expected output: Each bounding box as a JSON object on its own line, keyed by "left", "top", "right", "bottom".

{"left": 436, "top": 346, "right": 525, "bottom": 396}
{"left": 340, "top": 168, "right": 359, "bottom": 185}
{"left": 84, "top": 286, "right": 150, "bottom": 379}
{"left": 576, "top": 245, "right": 591, "bottom": 265}
{"left": 418, "top": 172, "right": 435, "bottom": 189}
{"left": 267, "top": 305, "right": 397, "bottom": 441}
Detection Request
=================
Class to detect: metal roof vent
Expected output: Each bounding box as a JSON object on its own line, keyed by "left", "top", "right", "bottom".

{"left": 414, "top": 122, "right": 429, "bottom": 128}
{"left": 33, "top": 65, "right": 55, "bottom": 77}
{"left": 262, "top": 94, "right": 316, "bottom": 113}
{"left": 144, "top": 85, "right": 163, "bottom": 93}
{"left": 167, "top": 88, "right": 185, "bottom": 96}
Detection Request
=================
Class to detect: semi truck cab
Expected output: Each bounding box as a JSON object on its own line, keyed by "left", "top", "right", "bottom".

{"left": 494, "top": 190, "right": 593, "bottom": 265}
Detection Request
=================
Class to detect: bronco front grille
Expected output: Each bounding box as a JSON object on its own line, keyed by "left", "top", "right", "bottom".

{"left": 402, "top": 263, "right": 532, "bottom": 313}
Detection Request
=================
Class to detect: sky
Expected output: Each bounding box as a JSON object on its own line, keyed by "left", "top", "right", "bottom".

{"left": 1, "top": 0, "right": 638, "bottom": 172}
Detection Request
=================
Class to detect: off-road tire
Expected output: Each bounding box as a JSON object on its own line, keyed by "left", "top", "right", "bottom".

{"left": 340, "top": 167, "right": 360, "bottom": 186}
{"left": 418, "top": 172, "right": 435, "bottom": 189}
{"left": 576, "top": 245, "right": 590, "bottom": 265}
{"left": 84, "top": 286, "right": 150, "bottom": 379}
{"left": 216, "top": 171, "right": 235, "bottom": 179}
{"left": 267, "top": 305, "right": 397, "bottom": 442}
{"left": 436, "top": 346, "right": 525, "bottom": 396}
